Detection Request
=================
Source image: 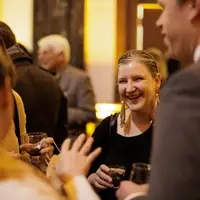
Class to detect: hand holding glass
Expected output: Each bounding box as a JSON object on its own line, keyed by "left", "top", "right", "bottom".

{"left": 109, "top": 165, "right": 126, "bottom": 188}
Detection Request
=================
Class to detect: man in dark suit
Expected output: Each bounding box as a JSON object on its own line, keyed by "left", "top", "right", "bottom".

{"left": 38, "top": 35, "right": 96, "bottom": 140}
{"left": 0, "top": 21, "right": 68, "bottom": 151}
{"left": 116, "top": 0, "right": 200, "bottom": 199}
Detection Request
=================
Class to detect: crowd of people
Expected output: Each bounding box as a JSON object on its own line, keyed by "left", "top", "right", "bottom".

{"left": 0, "top": 0, "right": 200, "bottom": 200}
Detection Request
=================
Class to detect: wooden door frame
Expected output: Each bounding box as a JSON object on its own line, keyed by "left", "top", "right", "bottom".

{"left": 115, "top": 0, "right": 137, "bottom": 101}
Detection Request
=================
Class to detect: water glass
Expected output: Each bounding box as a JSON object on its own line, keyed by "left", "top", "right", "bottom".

{"left": 109, "top": 165, "right": 126, "bottom": 188}
{"left": 130, "top": 163, "right": 151, "bottom": 184}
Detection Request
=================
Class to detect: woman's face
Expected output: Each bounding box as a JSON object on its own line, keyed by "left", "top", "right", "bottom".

{"left": 118, "top": 60, "right": 160, "bottom": 113}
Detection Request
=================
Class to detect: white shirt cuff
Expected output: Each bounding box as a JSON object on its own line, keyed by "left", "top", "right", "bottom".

{"left": 124, "top": 192, "right": 146, "bottom": 200}
{"left": 73, "top": 176, "right": 100, "bottom": 200}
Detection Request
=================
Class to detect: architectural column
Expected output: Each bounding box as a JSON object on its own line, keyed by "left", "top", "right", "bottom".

{"left": 84, "top": 0, "right": 117, "bottom": 102}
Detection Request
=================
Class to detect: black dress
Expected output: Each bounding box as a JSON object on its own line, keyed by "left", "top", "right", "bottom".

{"left": 89, "top": 114, "right": 153, "bottom": 200}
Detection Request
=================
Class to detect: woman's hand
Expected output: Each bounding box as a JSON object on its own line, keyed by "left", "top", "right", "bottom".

{"left": 88, "top": 164, "right": 113, "bottom": 191}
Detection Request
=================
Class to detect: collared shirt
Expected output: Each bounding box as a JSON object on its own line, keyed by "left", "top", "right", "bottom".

{"left": 124, "top": 192, "right": 147, "bottom": 200}
{"left": 194, "top": 45, "right": 200, "bottom": 63}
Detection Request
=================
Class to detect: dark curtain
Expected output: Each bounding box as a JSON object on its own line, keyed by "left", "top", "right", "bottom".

{"left": 33, "top": 0, "right": 84, "bottom": 69}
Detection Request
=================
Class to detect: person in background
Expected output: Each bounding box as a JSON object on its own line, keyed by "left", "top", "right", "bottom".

{"left": 145, "top": 47, "right": 168, "bottom": 83}
{"left": 0, "top": 37, "right": 26, "bottom": 154}
{"left": 87, "top": 50, "right": 161, "bottom": 200}
{"left": 0, "top": 37, "right": 55, "bottom": 171}
{"left": 116, "top": 0, "right": 200, "bottom": 199}
{"left": 0, "top": 47, "right": 101, "bottom": 199}
{"left": 0, "top": 21, "right": 68, "bottom": 151}
{"left": 18, "top": 43, "right": 33, "bottom": 59}
{"left": 38, "top": 34, "right": 96, "bottom": 141}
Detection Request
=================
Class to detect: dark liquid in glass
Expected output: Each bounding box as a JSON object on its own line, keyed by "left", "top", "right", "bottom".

{"left": 111, "top": 173, "right": 124, "bottom": 188}
{"left": 28, "top": 147, "right": 41, "bottom": 156}
{"left": 130, "top": 168, "right": 150, "bottom": 184}
{"left": 109, "top": 167, "right": 125, "bottom": 188}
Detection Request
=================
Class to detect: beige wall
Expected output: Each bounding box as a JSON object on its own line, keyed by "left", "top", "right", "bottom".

{"left": 0, "top": 0, "right": 117, "bottom": 103}
{"left": 84, "top": 0, "right": 117, "bottom": 102}
{"left": 0, "top": 0, "right": 33, "bottom": 51}
{"left": 0, "top": 0, "right": 2, "bottom": 19}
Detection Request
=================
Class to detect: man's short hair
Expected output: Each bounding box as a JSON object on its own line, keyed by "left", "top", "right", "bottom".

{"left": 37, "top": 34, "right": 71, "bottom": 63}
{"left": 0, "top": 21, "right": 16, "bottom": 49}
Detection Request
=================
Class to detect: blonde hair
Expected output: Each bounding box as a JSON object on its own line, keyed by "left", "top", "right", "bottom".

{"left": 146, "top": 47, "right": 168, "bottom": 82}
{"left": 38, "top": 34, "right": 71, "bottom": 63}
{"left": 118, "top": 49, "right": 158, "bottom": 78}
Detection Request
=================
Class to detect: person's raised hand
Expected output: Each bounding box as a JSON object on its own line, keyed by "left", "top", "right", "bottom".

{"left": 55, "top": 134, "right": 101, "bottom": 182}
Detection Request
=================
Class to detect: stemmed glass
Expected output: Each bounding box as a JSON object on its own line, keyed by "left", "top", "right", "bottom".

{"left": 21, "top": 132, "right": 60, "bottom": 164}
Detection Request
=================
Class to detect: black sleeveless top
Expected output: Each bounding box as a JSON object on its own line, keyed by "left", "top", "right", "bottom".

{"left": 89, "top": 114, "right": 153, "bottom": 200}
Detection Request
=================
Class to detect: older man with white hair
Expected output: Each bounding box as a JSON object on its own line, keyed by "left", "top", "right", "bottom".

{"left": 38, "top": 35, "right": 96, "bottom": 140}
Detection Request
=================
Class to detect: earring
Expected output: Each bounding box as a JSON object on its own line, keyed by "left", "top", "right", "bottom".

{"left": 120, "top": 101, "right": 126, "bottom": 127}
{"left": 151, "top": 93, "right": 159, "bottom": 126}
{"left": 155, "top": 93, "right": 159, "bottom": 104}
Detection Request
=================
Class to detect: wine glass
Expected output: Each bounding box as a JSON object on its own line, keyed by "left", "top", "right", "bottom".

{"left": 130, "top": 163, "right": 151, "bottom": 184}
{"left": 21, "top": 132, "right": 61, "bottom": 162}
{"left": 20, "top": 132, "right": 47, "bottom": 166}
{"left": 28, "top": 132, "right": 60, "bottom": 153}
{"left": 28, "top": 132, "right": 47, "bottom": 144}
{"left": 27, "top": 132, "right": 47, "bottom": 156}
{"left": 109, "top": 165, "right": 126, "bottom": 189}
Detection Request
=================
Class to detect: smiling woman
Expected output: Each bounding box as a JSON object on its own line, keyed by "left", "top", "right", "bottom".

{"left": 117, "top": 50, "right": 160, "bottom": 127}
{"left": 87, "top": 50, "right": 161, "bottom": 200}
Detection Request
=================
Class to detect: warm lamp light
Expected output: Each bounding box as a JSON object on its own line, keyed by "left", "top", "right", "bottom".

{"left": 86, "top": 103, "right": 121, "bottom": 136}
{"left": 95, "top": 103, "right": 121, "bottom": 119}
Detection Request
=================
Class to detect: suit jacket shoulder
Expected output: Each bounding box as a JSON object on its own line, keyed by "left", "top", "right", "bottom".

{"left": 162, "top": 60, "right": 200, "bottom": 95}
{"left": 148, "top": 60, "right": 200, "bottom": 200}
{"left": 66, "top": 65, "right": 88, "bottom": 79}
{"left": 59, "top": 66, "right": 89, "bottom": 93}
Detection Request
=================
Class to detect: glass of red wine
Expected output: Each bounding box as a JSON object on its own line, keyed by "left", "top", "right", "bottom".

{"left": 20, "top": 132, "right": 47, "bottom": 167}
{"left": 21, "top": 132, "right": 61, "bottom": 166}
{"left": 23, "top": 132, "right": 60, "bottom": 156}
{"left": 28, "top": 132, "right": 47, "bottom": 156}
{"left": 130, "top": 163, "right": 151, "bottom": 185}
{"left": 109, "top": 165, "right": 126, "bottom": 189}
